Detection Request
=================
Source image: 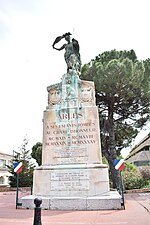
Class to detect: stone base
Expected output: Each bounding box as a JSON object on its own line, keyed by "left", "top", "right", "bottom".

{"left": 19, "top": 191, "right": 122, "bottom": 210}
{"left": 33, "top": 164, "right": 110, "bottom": 197}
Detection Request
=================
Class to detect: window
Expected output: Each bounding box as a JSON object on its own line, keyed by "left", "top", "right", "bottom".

{"left": 0, "top": 159, "right": 6, "bottom": 168}
{"left": 0, "top": 176, "right": 4, "bottom": 184}
{"left": 144, "top": 146, "right": 150, "bottom": 151}
{"left": 134, "top": 161, "right": 150, "bottom": 166}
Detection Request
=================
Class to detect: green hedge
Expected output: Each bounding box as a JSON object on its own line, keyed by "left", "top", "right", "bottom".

{"left": 122, "top": 162, "right": 148, "bottom": 190}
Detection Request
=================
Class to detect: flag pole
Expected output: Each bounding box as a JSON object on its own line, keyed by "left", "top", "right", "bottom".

{"left": 120, "top": 171, "right": 125, "bottom": 209}
{"left": 14, "top": 161, "right": 22, "bottom": 209}
{"left": 16, "top": 173, "right": 19, "bottom": 209}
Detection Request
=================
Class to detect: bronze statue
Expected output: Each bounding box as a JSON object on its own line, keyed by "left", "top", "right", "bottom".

{"left": 52, "top": 32, "right": 81, "bottom": 73}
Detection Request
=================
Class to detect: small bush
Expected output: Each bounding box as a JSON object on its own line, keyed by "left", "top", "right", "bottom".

{"left": 122, "top": 162, "right": 148, "bottom": 190}
{"left": 139, "top": 166, "right": 150, "bottom": 180}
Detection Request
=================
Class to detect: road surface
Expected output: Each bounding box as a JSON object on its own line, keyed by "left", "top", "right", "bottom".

{"left": 0, "top": 191, "right": 149, "bottom": 225}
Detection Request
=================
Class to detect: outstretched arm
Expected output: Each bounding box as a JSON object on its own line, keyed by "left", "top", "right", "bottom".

{"left": 53, "top": 44, "right": 66, "bottom": 51}
{"left": 52, "top": 34, "right": 66, "bottom": 51}
{"left": 52, "top": 32, "right": 71, "bottom": 51}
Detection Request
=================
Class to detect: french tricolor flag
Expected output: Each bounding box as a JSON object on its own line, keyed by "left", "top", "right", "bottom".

{"left": 114, "top": 159, "right": 125, "bottom": 171}
{"left": 14, "top": 162, "right": 23, "bottom": 174}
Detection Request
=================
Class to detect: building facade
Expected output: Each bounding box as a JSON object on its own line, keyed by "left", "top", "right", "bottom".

{"left": 126, "top": 133, "right": 150, "bottom": 167}
{"left": 0, "top": 152, "right": 12, "bottom": 186}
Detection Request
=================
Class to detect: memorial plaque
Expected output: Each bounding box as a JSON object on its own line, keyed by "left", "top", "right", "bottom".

{"left": 50, "top": 180, "right": 89, "bottom": 191}
{"left": 51, "top": 170, "right": 89, "bottom": 180}
{"left": 50, "top": 170, "right": 89, "bottom": 191}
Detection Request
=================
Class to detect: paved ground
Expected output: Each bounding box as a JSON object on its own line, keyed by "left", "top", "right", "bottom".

{"left": 0, "top": 191, "right": 150, "bottom": 225}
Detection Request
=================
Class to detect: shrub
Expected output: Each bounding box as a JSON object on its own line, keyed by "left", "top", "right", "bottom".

{"left": 139, "top": 166, "right": 150, "bottom": 180}
{"left": 122, "top": 162, "right": 148, "bottom": 190}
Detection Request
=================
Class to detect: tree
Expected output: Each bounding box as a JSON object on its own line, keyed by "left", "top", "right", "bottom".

{"left": 31, "top": 142, "right": 42, "bottom": 166}
{"left": 8, "top": 137, "right": 35, "bottom": 187}
{"left": 81, "top": 49, "right": 150, "bottom": 188}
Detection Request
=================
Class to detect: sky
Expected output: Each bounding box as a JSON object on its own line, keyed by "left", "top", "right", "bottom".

{"left": 0, "top": 0, "right": 150, "bottom": 156}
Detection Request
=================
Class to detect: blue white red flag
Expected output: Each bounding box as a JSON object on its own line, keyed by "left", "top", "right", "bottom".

{"left": 14, "top": 162, "right": 23, "bottom": 174}
{"left": 114, "top": 159, "right": 125, "bottom": 171}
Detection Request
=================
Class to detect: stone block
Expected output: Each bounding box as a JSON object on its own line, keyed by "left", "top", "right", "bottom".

{"left": 50, "top": 197, "right": 87, "bottom": 210}
{"left": 20, "top": 195, "right": 50, "bottom": 209}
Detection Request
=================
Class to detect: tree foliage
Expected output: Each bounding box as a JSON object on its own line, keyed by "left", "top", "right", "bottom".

{"left": 8, "top": 138, "right": 35, "bottom": 187}
{"left": 31, "top": 142, "right": 42, "bottom": 166}
{"left": 81, "top": 49, "right": 150, "bottom": 188}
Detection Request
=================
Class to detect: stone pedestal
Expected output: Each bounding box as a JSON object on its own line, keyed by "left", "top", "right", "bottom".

{"left": 33, "top": 164, "right": 109, "bottom": 197}
{"left": 20, "top": 71, "right": 121, "bottom": 210}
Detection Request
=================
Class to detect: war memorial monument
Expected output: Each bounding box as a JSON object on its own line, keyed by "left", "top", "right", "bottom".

{"left": 20, "top": 33, "right": 121, "bottom": 210}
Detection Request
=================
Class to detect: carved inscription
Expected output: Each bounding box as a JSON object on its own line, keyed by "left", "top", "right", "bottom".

{"left": 45, "top": 122, "right": 96, "bottom": 147}
{"left": 50, "top": 170, "right": 89, "bottom": 190}
{"left": 53, "top": 147, "right": 88, "bottom": 163}
{"left": 59, "top": 112, "right": 83, "bottom": 120}
{"left": 43, "top": 119, "right": 99, "bottom": 163}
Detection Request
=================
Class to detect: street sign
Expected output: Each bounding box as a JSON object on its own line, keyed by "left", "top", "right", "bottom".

{"left": 114, "top": 159, "right": 125, "bottom": 171}
{"left": 14, "top": 162, "right": 23, "bottom": 174}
